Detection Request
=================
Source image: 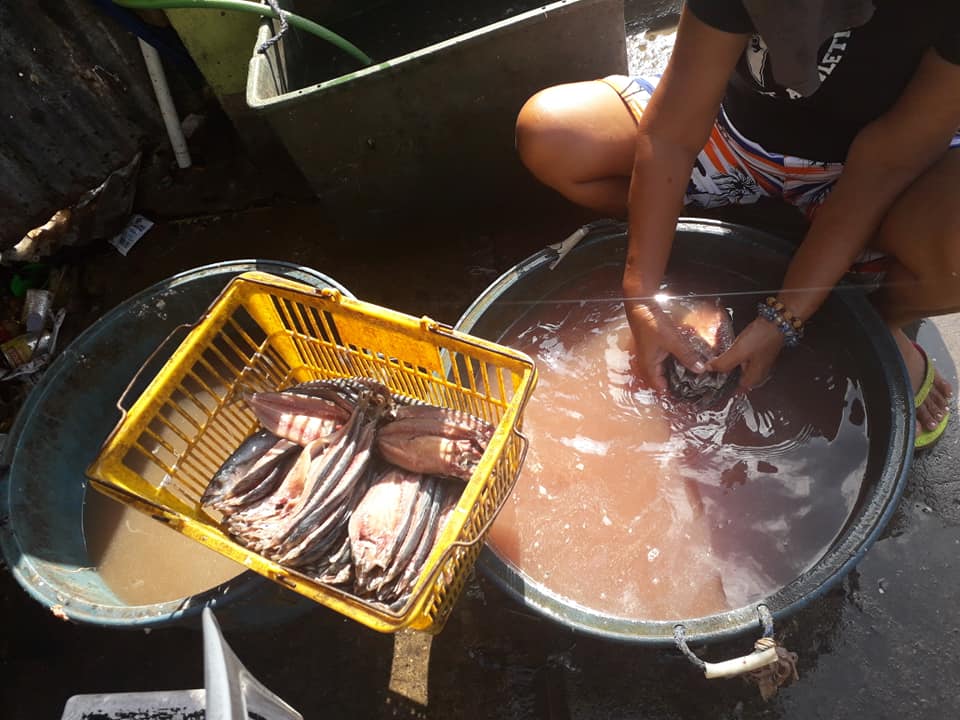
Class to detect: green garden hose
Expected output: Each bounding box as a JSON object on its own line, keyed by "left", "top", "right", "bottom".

{"left": 113, "top": 0, "right": 374, "bottom": 66}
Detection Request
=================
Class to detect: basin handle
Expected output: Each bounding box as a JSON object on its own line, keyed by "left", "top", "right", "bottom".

{"left": 673, "top": 605, "right": 798, "bottom": 685}
{"left": 546, "top": 219, "right": 626, "bottom": 270}
{"left": 698, "top": 641, "right": 779, "bottom": 679}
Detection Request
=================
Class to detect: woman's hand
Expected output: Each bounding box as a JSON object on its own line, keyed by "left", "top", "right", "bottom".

{"left": 707, "top": 317, "right": 785, "bottom": 390}
{"left": 625, "top": 300, "right": 707, "bottom": 393}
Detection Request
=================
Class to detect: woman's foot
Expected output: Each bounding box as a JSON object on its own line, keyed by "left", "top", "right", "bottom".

{"left": 891, "top": 328, "right": 953, "bottom": 440}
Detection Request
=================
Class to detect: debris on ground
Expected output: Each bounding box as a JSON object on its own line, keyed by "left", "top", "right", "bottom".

{"left": 109, "top": 214, "right": 155, "bottom": 257}
{"left": 2, "top": 153, "right": 143, "bottom": 266}
{"left": 0, "top": 261, "right": 79, "bottom": 433}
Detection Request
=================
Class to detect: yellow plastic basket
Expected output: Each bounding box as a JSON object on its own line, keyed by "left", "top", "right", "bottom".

{"left": 86, "top": 271, "right": 537, "bottom": 634}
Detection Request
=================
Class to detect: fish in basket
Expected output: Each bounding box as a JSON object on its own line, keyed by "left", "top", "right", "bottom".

{"left": 86, "top": 271, "right": 537, "bottom": 634}
{"left": 201, "top": 377, "right": 494, "bottom": 610}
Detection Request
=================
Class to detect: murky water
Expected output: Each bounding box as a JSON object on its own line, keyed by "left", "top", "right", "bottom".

{"left": 83, "top": 379, "right": 247, "bottom": 605}
{"left": 83, "top": 489, "right": 245, "bottom": 605}
{"left": 487, "top": 265, "right": 869, "bottom": 620}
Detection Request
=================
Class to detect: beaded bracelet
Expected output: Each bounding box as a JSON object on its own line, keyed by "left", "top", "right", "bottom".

{"left": 756, "top": 296, "right": 804, "bottom": 347}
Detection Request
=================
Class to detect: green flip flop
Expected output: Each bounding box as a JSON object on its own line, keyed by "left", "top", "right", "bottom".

{"left": 913, "top": 342, "right": 950, "bottom": 450}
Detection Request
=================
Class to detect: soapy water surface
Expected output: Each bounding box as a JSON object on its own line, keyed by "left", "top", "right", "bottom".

{"left": 487, "top": 265, "right": 869, "bottom": 620}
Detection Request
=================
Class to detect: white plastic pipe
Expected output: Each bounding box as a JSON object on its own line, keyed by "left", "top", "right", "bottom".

{"left": 137, "top": 38, "right": 192, "bottom": 169}
{"left": 703, "top": 646, "right": 779, "bottom": 679}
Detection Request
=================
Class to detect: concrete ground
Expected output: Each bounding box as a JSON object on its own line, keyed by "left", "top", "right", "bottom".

{"left": 1, "top": 195, "right": 958, "bottom": 720}
{"left": 3, "top": 6, "right": 960, "bottom": 718}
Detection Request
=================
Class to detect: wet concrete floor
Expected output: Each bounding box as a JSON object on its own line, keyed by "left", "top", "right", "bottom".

{"left": 2, "top": 196, "right": 959, "bottom": 719}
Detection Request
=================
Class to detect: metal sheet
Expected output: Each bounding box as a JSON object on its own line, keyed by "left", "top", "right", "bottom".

{"left": 0, "top": 1, "right": 162, "bottom": 247}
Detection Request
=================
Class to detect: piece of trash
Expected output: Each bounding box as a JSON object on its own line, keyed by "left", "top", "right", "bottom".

{"left": 0, "top": 332, "right": 44, "bottom": 373}
{"left": 109, "top": 214, "right": 154, "bottom": 256}
{"left": 180, "top": 112, "right": 206, "bottom": 139}
{"left": 3, "top": 153, "right": 143, "bottom": 265}
{"left": 10, "top": 262, "right": 50, "bottom": 298}
{"left": 3, "top": 212, "right": 72, "bottom": 267}
{"left": 0, "top": 308, "right": 66, "bottom": 382}
{"left": 22, "top": 288, "right": 53, "bottom": 333}
{"left": 744, "top": 637, "right": 799, "bottom": 701}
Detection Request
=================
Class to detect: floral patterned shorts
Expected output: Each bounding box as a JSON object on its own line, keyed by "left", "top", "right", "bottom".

{"left": 603, "top": 74, "right": 849, "bottom": 215}
{"left": 602, "top": 74, "right": 960, "bottom": 278}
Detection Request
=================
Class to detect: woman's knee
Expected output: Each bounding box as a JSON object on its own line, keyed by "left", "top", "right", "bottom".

{"left": 920, "top": 226, "right": 960, "bottom": 284}
{"left": 871, "top": 150, "right": 960, "bottom": 283}
{"left": 515, "top": 85, "right": 576, "bottom": 179}
{"left": 515, "top": 80, "right": 636, "bottom": 187}
{"left": 880, "top": 201, "right": 960, "bottom": 284}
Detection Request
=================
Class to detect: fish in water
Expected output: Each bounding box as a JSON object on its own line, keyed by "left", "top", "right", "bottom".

{"left": 665, "top": 297, "right": 739, "bottom": 409}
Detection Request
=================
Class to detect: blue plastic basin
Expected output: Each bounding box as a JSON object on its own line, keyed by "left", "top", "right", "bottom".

{"left": 0, "top": 260, "right": 353, "bottom": 629}
{"left": 456, "top": 219, "right": 914, "bottom": 646}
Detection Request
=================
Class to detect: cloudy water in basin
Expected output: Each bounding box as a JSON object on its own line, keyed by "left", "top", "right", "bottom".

{"left": 83, "top": 379, "right": 246, "bottom": 605}
{"left": 487, "top": 264, "right": 868, "bottom": 621}
{"left": 83, "top": 490, "right": 246, "bottom": 605}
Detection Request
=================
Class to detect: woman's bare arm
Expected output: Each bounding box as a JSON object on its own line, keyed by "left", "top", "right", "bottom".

{"left": 777, "top": 49, "right": 960, "bottom": 322}
{"left": 623, "top": 7, "right": 748, "bottom": 389}
{"left": 623, "top": 8, "right": 749, "bottom": 299}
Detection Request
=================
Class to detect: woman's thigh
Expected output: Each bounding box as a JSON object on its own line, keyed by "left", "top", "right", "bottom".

{"left": 873, "top": 149, "right": 960, "bottom": 279}
{"left": 515, "top": 76, "right": 638, "bottom": 187}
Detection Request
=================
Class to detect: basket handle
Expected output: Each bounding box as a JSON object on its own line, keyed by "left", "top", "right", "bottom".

{"left": 394, "top": 426, "right": 529, "bottom": 624}
{"left": 418, "top": 316, "right": 538, "bottom": 367}
{"left": 454, "top": 426, "right": 529, "bottom": 550}
{"left": 116, "top": 322, "right": 196, "bottom": 418}
{"left": 114, "top": 279, "right": 346, "bottom": 419}
{"left": 417, "top": 425, "right": 530, "bottom": 590}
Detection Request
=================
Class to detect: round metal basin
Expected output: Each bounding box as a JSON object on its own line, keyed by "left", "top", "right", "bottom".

{"left": 0, "top": 260, "right": 353, "bottom": 629}
{"left": 456, "top": 219, "right": 913, "bottom": 646}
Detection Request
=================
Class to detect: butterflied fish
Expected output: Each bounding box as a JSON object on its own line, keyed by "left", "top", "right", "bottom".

{"left": 244, "top": 389, "right": 353, "bottom": 446}
{"left": 205, "top": 377, "right": 482, "bottom": 611}
{"left": 376, "top": 405, "right": 495, "bottom": 480}
{"left": 386, "top": 483, "right": 460, "bottom": 610}
{"left": 665, "top": 297, "right": 738, "bottom": 409}
{"left": 372, "top": 475, "right": 438, "bottom": 597}
{"left": 273, "top": 410, "right": 381, "bottom": 566}
{"left": 307, "top": 535, "right": 354, "bottom": 587}
{"left": 228, "top": 400, "right": 369, "bottom": 552}
{"left": 201, "top": 430, "right": 299, "bottom": 514}
{"left": 242, "top": 375, "right": 397, "bottom": 447}
{"left": 348, "top": 467, "right": 424, "bottom": 594}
